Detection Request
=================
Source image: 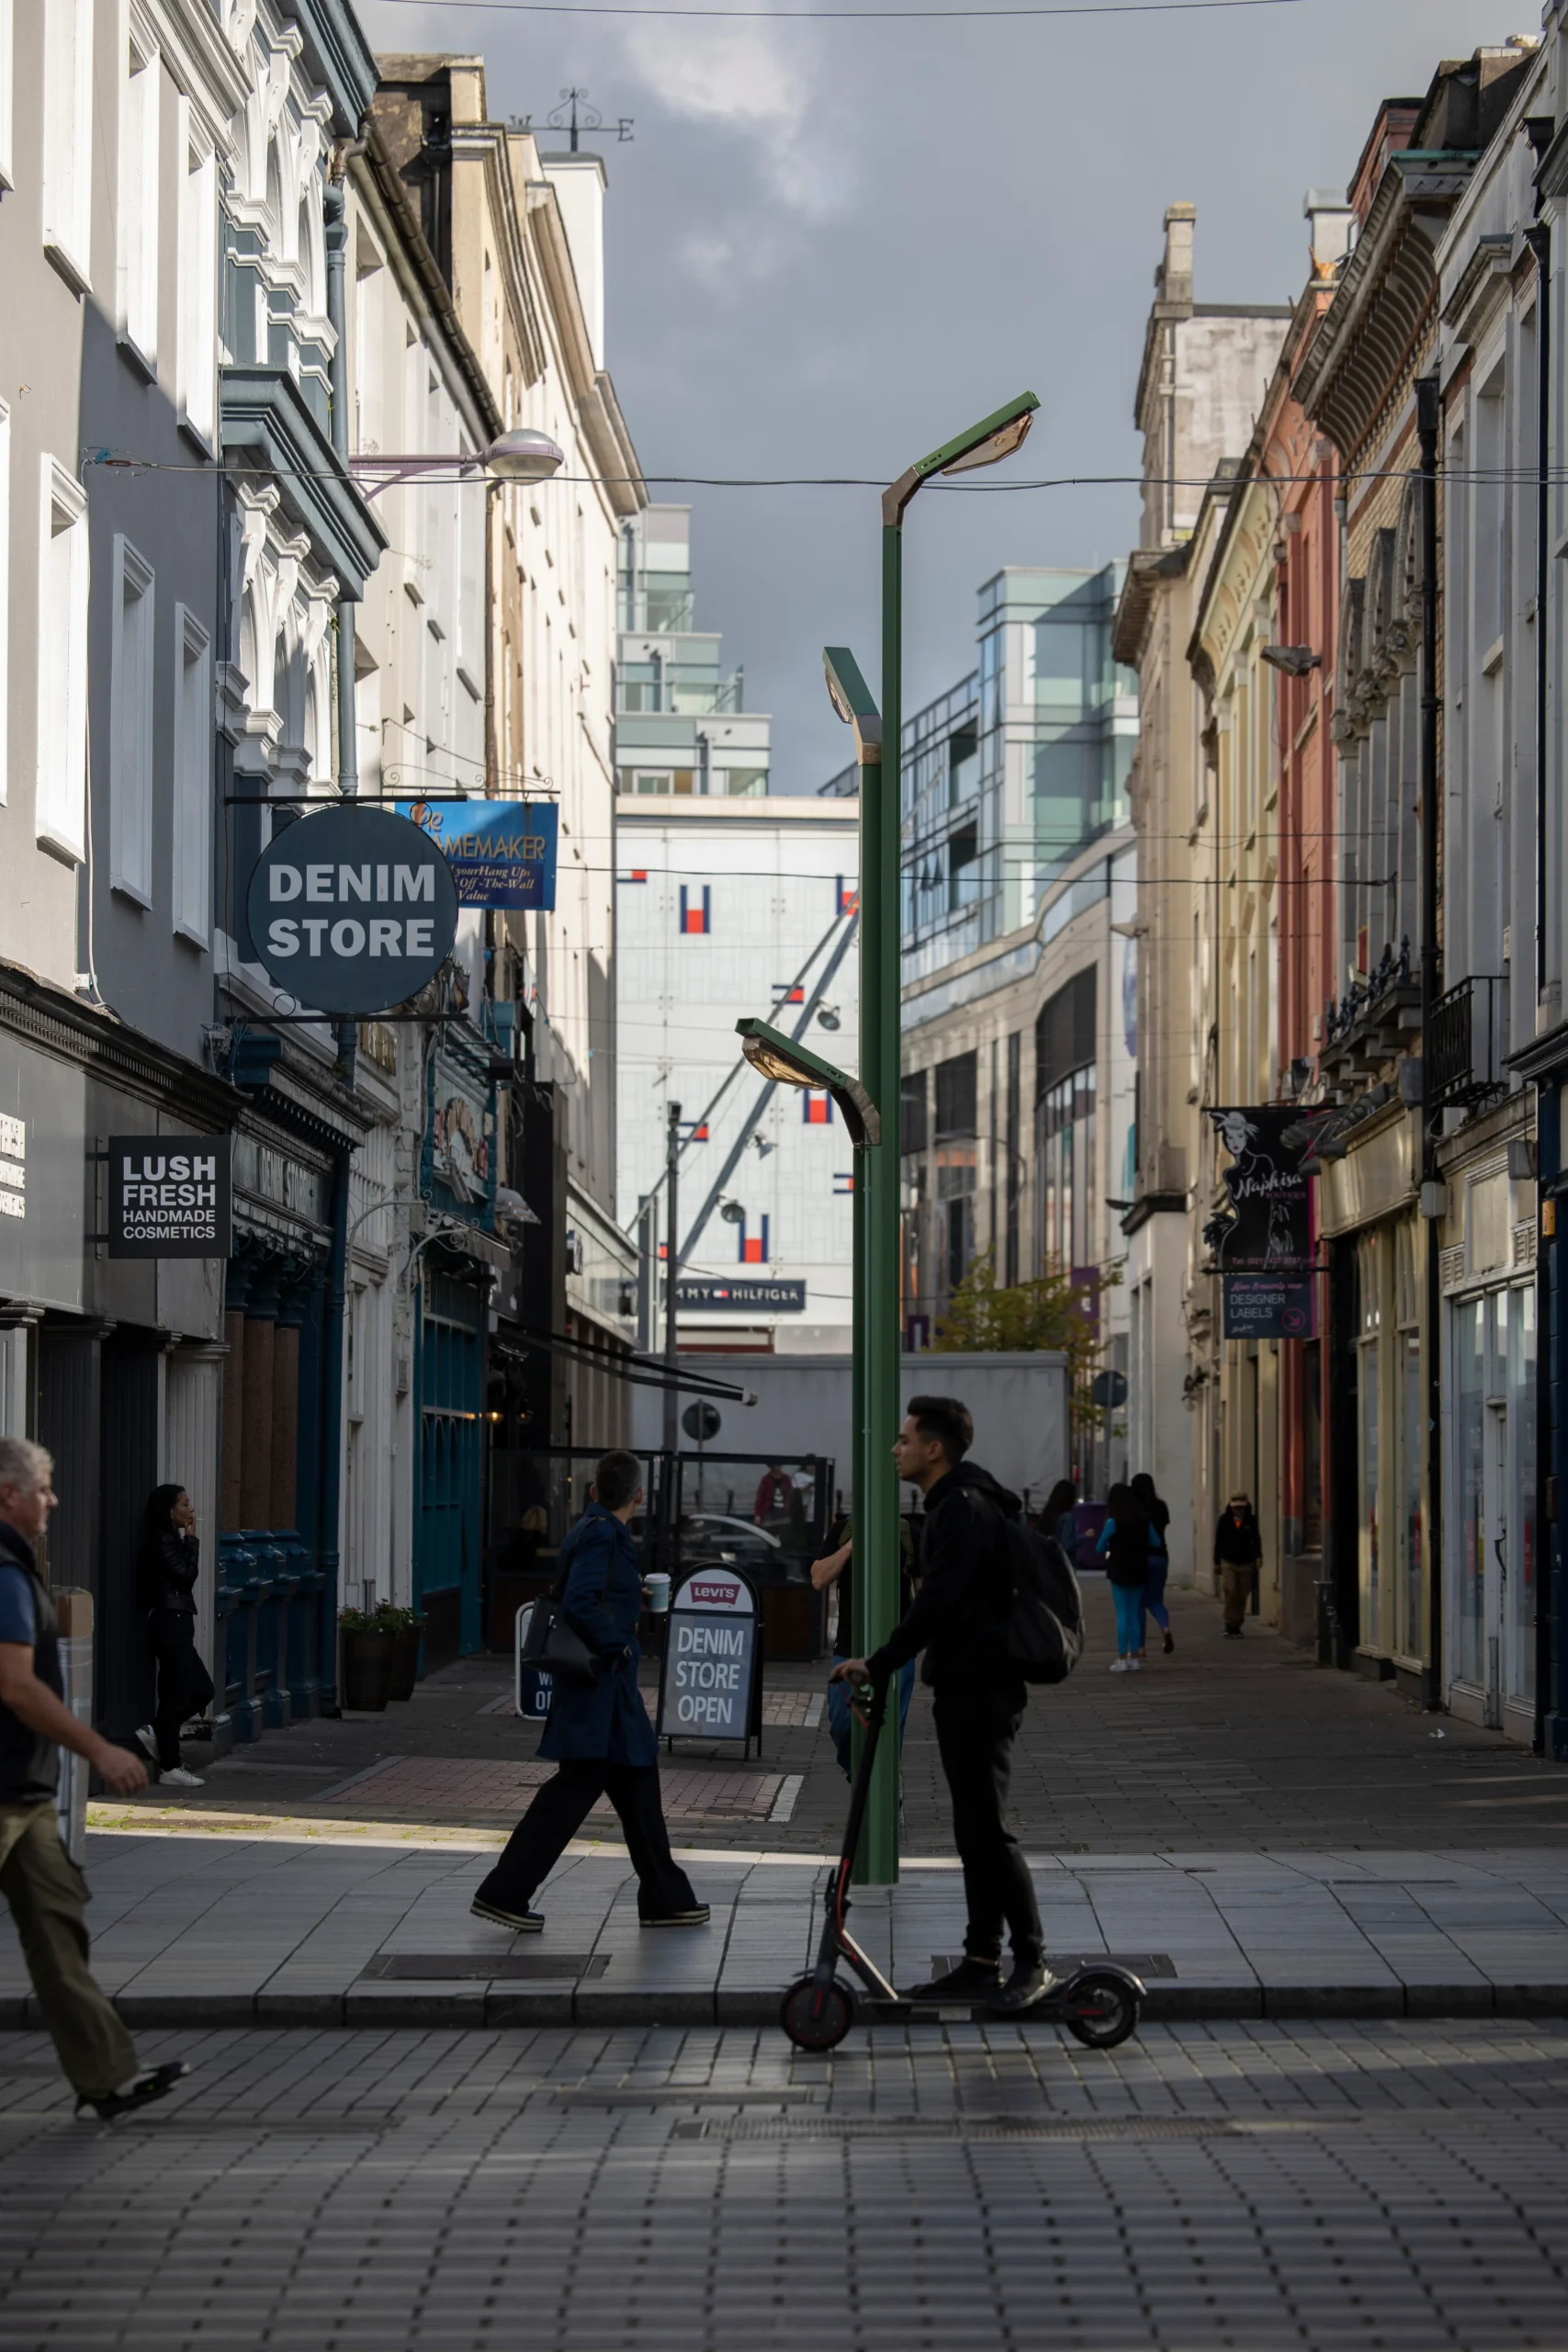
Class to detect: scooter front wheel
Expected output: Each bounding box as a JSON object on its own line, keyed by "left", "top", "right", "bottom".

{"left": 781, "top": 1975, "right": 857, "bottom": 2052}
{"left": 1062, "top": 1970, "right": 1140, "bottom": 2050}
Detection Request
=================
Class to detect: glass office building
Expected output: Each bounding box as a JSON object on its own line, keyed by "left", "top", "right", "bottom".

{"left": 899, "top": 565, "right": 1134, "bottom": 989}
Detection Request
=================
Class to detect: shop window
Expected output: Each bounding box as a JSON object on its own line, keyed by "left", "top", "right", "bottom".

{"left": 933, "top": 1051, "right": 977, "bottom": 1140}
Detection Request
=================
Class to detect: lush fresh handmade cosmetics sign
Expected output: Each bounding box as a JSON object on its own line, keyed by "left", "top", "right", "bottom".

{"left": 107, "top": 1136, "right": 231, "bottom": 1258}
{"left": 396, "top": 800, "right": 558, "bottom": 911}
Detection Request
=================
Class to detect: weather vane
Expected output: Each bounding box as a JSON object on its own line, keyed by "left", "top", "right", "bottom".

{"left": 509, "top": 88, "right": 634, "bottom": 153}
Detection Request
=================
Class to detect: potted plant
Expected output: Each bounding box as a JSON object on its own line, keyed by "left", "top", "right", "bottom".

{"left": 378, "top": 1605, "right": 425, "bottom": 1702}
{"left": 339, "top": 1607, "right": 396, "bottom": 1712}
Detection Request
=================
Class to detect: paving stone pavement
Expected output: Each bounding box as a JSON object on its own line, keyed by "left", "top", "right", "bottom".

{"left": 103, "top": 1578, "right": 1568, "bottom": 1856}
{"left": 3, "top": 2017, "right": 1568, "bottom": 2348}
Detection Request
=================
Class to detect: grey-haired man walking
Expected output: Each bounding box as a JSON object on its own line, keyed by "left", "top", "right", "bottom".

{"left": 0, "top": 1437, "right": 186, "bottom": 2118}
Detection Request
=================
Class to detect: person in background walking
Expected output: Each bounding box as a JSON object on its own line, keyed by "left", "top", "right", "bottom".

{"left": 753, "top": 1463, "right": 790, "bottom": 1524}
{"left": 132, "top": 1486, "right": 213, "bottom": 1789}
{"left": 0, "top": 1438, "right": 187, "bottom": 2119}
{"left": 831, "top": 1396, "right": 1054, "bottom": 2016}
{"left": 1130, "top": 1473, "right": 1174, "bottom": 1657}
{"left": 1213, "top": 1494, "right": 1263, "bottom": 1637}
{"left": 811, "top": 1510, "right": 917, "bottom": 1778}
{"left": 472, "top": 1450, "right": 707, "bottom": 1933}
{"left": 1096, "top": 1483, "right": 1150, "bottom": 1672}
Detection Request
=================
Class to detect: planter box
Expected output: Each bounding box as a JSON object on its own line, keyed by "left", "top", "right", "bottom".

{"left": 341, "top": 1628, "right": 395, "bottom": 1713}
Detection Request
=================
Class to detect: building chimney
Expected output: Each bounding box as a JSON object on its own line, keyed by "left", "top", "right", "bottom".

{"left": 1304, "top": 187, "right": 1356, "bottom": 282}
{"left": 1157, "top": 202, "right": 1195, "bottom": 303}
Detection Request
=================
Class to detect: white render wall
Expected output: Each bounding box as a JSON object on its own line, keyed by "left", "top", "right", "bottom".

{"left": 630, "top": 1350, "right": 1070, "bottom": 1509}
{"left": 615, "top": 796, "right": 861, "bottom": 1348}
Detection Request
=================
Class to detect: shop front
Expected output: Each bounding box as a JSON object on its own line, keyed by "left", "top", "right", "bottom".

{"left": 415, "top": 1025, "right": 504, "bottom": 1664}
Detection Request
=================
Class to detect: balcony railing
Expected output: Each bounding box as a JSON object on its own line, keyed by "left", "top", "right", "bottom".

{"left": 1427, "top": 974, "right": 1508, "bottom": 1108}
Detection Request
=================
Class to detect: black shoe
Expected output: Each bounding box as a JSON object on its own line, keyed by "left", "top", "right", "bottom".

{"left": 639, "top": 1905, "right": 711, "bottom": 1928}
{"left": 76, "top": 2061, "right": 189, "bottom": 2121}
{"left": 1224, "top": 1626, "right": 1242, "bottom": 1639}
{"left": 1163, "top": 1631, "right": 1175, "bottom": 1656}
{"left": 901, "top": 1957, "right": 1001, "bottom": 2002}
{"left": 471, "top": 1896, "right": 545, "bottom": 1932}
{"left": 986, "top": 1960, "right": 1057, "bottom": 2016}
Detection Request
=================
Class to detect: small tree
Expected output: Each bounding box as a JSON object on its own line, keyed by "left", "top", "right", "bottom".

{"left": 931, "top": 1250, "right": 1111, "bottom": 1459}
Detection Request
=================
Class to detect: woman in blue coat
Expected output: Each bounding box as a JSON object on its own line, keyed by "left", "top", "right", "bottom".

{"left": 472, "top": 1451, "right": 707, "bottom": 1932}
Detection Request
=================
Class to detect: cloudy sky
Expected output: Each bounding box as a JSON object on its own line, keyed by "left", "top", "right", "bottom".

{"left": 361, "top": 0, "right": 1531, "bottom": 787}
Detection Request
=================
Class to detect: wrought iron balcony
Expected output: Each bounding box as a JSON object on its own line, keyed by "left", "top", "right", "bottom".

{"left": 1427, "top": 974, "right": 1508, "bottom": 1109}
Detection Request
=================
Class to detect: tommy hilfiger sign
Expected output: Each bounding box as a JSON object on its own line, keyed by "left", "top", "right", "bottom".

{"left": 107, "top": 1137, "right": 232, "bottom": 1258}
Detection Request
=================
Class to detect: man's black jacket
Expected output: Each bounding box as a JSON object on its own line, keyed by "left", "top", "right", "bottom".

{"left": 866, "top": 1460, "right": 1021, "bottom": 1690}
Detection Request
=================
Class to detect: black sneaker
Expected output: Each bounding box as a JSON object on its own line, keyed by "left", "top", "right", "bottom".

{"left": 471, "top": 1896, "right": 545, "bottom": 1932}
{"left": 900, "top": 1957, "right": 1001, "bottom": 2002}
{"left": 76, "top": 2061, "right": 189, "bottom": 2121}
{"left": 986, "top": 1960, "right": 1057, "bottom": 2016}
{"left": 638, "top": 1905, "right": 711, "bottom": 1928}
{"left": 1163, "top": 1631, "right": 1175, "bottom": 1656}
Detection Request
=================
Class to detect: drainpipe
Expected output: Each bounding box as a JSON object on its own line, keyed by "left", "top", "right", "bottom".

{"left": 320, "top": 168, "right": 357, "bottom": 1702}
{"left": 1527, "top": 201, "right": 1554, "bottom": 1755}
{"left": 1416, "top": 376, "right": 1444, "bottom": 1716}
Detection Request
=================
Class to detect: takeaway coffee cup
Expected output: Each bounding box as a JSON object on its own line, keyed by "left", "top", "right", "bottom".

{"left": 644, "top": 1572, "right": 671, "bottom": 1614}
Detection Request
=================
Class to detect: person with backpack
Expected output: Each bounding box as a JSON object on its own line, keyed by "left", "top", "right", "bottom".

{"left": 1096, "top": 1483, "right": 1150, "bottom": 1671}
{"left": 1213, "top": 1493, "right": 1263, "bottom": 1636}
{"left": 830, "top": 1395, "right": 1066, "bottom": 2017}
{"left": 471, "top": 1451, "right": 707, "bottom": 1933}
{"left": 1129, "top": 1472, "right": 1174, "bottom": 1656}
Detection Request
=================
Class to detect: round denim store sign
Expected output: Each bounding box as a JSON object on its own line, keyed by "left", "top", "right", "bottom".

{"left": 246, "top": 806, "right": 459, "bottom": 1016}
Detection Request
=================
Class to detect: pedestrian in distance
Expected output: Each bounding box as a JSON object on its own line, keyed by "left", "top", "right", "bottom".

{"left": 1214, "top": 1493, "right": 1263, "bottom": 1636}
{"left": 1130, "top": 1472, "right": 1174, "bottom": 1656}
{"left": 753, "top": 1463, "right": 790, "bottom": 1523}
{"left": 1041, "top": 1477, "right": 1078, "bottom": 1562}
{"left": 831, "top": 1395, "right": 1054, "bottom": 2017}
{"left": 131, "top": 1485, "right": 214, "bottom": 1788}
{"left": 0, "top": 1439, "right": 187, "bottom": 2120}
{"left": 1096, "top": 1483, "right": 1150, "bottom": 1670}
{"left": 811, "top": 1509, "right": 917, "bottom": 1778}
{"left": 472, "top": 1449, "right": 708, "bottom": 1933}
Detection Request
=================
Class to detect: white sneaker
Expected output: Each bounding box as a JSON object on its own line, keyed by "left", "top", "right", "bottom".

{"left": 133, "top": 1724, "right": 159, "bottom": 1769}
{"left": 1109, "top": 1657, "right": 1129, "bottom": 1674}
{"left": 1127, "top": 1658, "right": 1142, "bottom": 1673}
{"left": 159, "top": 1767, "right": 205, "bottom": 1789}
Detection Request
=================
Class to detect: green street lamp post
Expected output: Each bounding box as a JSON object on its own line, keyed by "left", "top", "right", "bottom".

{"left": 830, "top": 394, "right": 1039, "bottom": 1886}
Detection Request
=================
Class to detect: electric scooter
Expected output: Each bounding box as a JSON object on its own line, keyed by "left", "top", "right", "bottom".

{"left": 780, "top": 1668, "right": 1144, "bottom": 2052}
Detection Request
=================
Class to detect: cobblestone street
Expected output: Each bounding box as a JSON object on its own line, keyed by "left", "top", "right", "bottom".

{"left": 5, "top": 2017, "right": 1568, "bottom": 2348}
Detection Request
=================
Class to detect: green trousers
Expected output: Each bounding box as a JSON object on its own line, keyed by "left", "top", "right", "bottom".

{"left": 0, "top": 1799, "right": 137, "bottom": 2098}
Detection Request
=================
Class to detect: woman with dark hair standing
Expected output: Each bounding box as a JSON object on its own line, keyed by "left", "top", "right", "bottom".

{"left": 1095, "top": 1482, "right": 1150, "bottom": 1672}
{"left": 1130, "top": 1472, "right": 1174, "bottom": 1655}
{"left": 131, "top": 1487, "right": 213, "bottom": 1788}
{"left": 1041, "top": 1477, "right": 1079, "bottom": 1561}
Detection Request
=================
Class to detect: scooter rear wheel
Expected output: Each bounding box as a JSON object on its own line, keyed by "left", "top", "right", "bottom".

{"left": 1062, "top": 1970, "right": 1140, "bottom": 2050}
{"left": 781, "top": 1975, "right": 857, "bottom": 2052}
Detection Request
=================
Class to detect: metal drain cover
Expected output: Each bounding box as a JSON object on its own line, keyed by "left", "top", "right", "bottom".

{"left": 358, "top": 1952, "right": 610, "bottom": 1982}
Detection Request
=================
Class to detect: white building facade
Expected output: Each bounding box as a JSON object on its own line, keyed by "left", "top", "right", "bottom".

{"left": 615, "top": 796, "right": 860, "bottom": 1354}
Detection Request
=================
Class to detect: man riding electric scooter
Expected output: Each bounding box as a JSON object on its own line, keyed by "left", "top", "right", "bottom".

{"left": 830, "top": 1394, "right": 1053, "bottom": 2017}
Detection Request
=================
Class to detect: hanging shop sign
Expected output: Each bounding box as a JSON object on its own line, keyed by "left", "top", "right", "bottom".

{"left": 245, "top": 806, "right": 459, "bottom": 1016}
{"left": 396, "top": 798, "right": 558, "bottom": 911}
{"left": 107, "top": 1136, "right": 231, "bottom": 1258}
{"left": 675, "top": 1277, "right": 807, "bottom": 1314}
{"left": 425, "top": 1036, "right": 495, "bottom": 1218}
{"left": 1206, "top": 1106, "right": 1316, "bottom": 1340}
{"left": 656, "top": 1565, "right": 763, "bottom": 1755}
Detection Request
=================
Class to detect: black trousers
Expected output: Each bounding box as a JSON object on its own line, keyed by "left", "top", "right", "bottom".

{"left": 932, "top": 1681, "right": 1043, "bottom": 1967}
{"left": 479, "top": 1760, "right": 699, "bottom": 1919}
{"left": 147, "top": 1611, "right": 214, "bottom": 1770}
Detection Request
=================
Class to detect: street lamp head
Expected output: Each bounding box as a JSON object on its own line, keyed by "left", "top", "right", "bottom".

{"left": 939, "top": 408, "right": 1034, "bottom": 475}
{"left": 735, "top": 1016, "right": 881, "bottom": 1148}
{"left": 484, "top": 427, "right": 566, "bottom": 482}
{"left": 822, "top": 646, "right": 882, "bottom": 763}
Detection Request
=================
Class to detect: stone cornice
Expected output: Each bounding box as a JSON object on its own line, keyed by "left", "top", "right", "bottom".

{"left": 1293, "top": 151, "right": 1479, "bottom": 459}
{"left": 1112, "top": 545, "right": 1189, "bottom": 668}
{"left": 0, "top": 961, "right": 245, "bottom": 1128}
